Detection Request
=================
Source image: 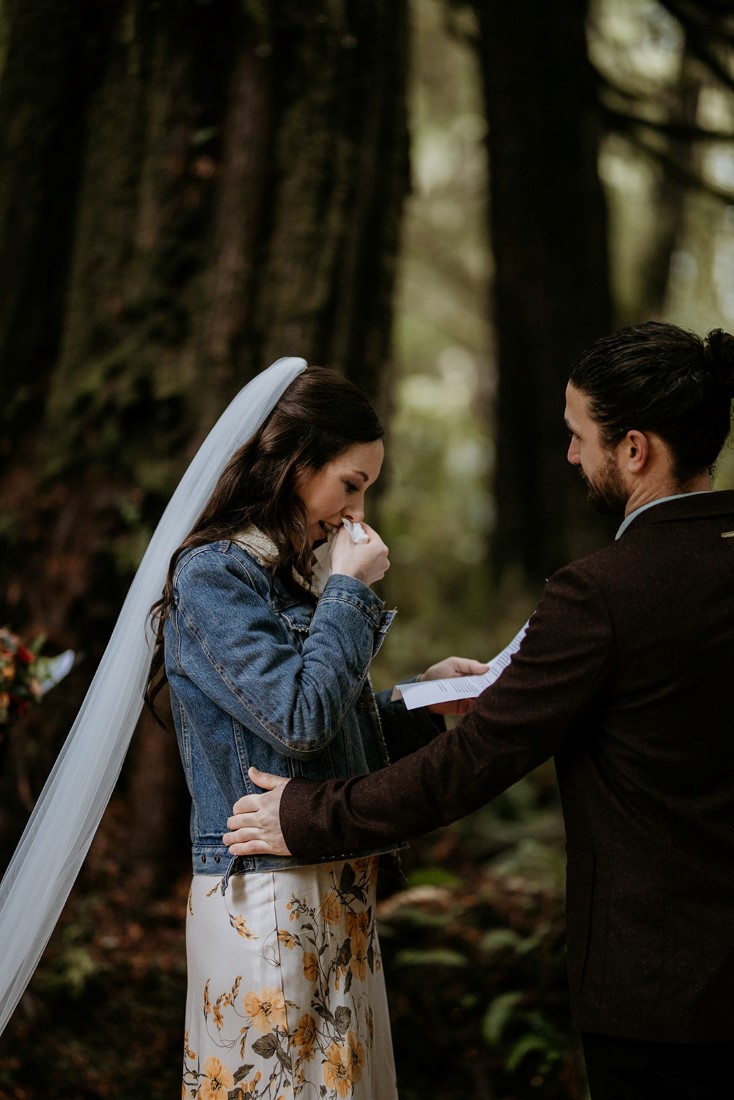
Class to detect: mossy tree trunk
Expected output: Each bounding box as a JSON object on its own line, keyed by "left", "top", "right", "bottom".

{"left": 474, "top": 0, "right": 615, "bottom": 591}
{"left": 0, "top": 0, "right": 409, "bottom": 873}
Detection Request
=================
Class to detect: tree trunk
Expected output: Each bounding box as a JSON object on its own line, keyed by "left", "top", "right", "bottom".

{"left": 0, "top": 0, "right": 410, "bottom": 875}
{"left": 635, "top": 55, "right": 701, "bottom": 321}
{"left": 474, "top": 0, "right": 615, "bottom": 590}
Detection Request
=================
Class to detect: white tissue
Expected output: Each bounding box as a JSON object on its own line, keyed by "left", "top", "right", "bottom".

{"left": 342, "top": 518, "right": 369, "bottom": 543}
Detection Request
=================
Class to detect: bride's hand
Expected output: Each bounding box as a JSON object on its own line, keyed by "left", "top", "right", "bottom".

{"left": 419, "top": 656, "right": 489, "bottom": 715}
{"left": 330, "top": 523, "right": 390, "bottom": 586}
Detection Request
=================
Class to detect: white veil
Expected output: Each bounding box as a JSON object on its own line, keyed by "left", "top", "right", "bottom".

{"left": 0, "top": 356, "right": 307, "bottom": 1035}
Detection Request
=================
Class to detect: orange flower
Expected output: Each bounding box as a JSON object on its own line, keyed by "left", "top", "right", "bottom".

{"left": 320, "top": 891, "right": 342, "bottom": 925}
{"left": 184, "top": 1030, "right": 196, "bottom": 1061}
{"left": 277, "top": 930, "right": 297, "bottom": 949}
{"left": 323, "top": 1040, "right": 352, "bottom": 1098}
{"left": 303, "top": 952, "right": 319, "bottom": 983}
{"left": 345, "top": 910, "right": 369, "bottom": 937}
{"left": 348, "top": 1031, "right": 365, "bottom": 1084}
{"left": 348, "top": 930, "right": 368, "bottom": 982}
{"left": 229, "top": 914, "right": 257, "bottom": 939}
{"left": 293, "top": 1013, "right": 318, "bottom": 1060}
{"left": 243, "top": 987, "right": 287, "bottom": 1033}
{"left": 200, "top": 1056, "right": 234, "bottom": 1100}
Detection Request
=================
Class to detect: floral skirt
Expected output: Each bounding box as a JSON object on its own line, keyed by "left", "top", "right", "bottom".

{"left": 182, "top": 857, "right": 398, "bottom": 1100}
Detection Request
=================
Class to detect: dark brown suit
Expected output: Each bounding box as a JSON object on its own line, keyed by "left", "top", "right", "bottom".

{"left": 280, "top": 492, "right": 734, "bottom": 1042}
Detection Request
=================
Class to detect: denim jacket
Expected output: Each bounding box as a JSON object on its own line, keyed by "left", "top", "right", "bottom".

{"left": 164, "top": 531, "right": 440, "bottom": 879}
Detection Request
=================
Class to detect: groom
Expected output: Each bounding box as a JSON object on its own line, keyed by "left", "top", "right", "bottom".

{"left": 224, "top": 321, "right": 734, "bottom": 1099}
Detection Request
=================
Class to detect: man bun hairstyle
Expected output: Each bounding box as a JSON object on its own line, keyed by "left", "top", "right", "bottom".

{"left": 569, "top": 321, "right": 734, "bottom": 483}
{"left": 703, "top": 328, "right": 734, "bottom": 397}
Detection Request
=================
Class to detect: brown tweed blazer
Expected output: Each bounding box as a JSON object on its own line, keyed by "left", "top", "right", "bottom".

{"left": 280, "top": 491, "right": 734, "bottom": 1041}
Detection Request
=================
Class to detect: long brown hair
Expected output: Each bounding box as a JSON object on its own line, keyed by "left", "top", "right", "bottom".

{"left": 145, "top": 366, "right": 384, "bottom": 718}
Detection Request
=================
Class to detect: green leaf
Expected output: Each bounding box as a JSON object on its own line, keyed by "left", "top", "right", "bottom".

{"left": 334, "top": 1007, "right": 351, "bottom": 1034}
{"left": 405, "top": 866, "right": 463, "bottom": 889}
{"left": 481, "top": 991, "right": 524, "bottom": 1044}
{"left": 251, "top": 1033, "right": 278, "bottom": 1059}
{"left": 506, "top": 1032, "right": 553, "bottom": 1073}
{"left": 339, "top": 863, "right": 356, "bottom": 892}
{"left": 393, "top": 948, "right": 467, "bottom": 968}
{"left": 478, "top": 928, "right": 524, "bottom": 955}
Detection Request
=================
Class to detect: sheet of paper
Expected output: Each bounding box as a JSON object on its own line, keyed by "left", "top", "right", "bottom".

{"left": 396, "top": 621, "right": 529, "bottom": 710}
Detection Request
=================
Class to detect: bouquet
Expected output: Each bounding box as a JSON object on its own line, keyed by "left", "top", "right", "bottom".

{"left": 0, "top": 626, "right": 75, "bottom": 725}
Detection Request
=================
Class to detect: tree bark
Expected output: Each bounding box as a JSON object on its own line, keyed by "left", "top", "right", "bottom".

{"left": 474, "top": 0, "right": 615, "bottom": 589}
{"left": 0, "top": 0, "right": 410, "bottom": 875}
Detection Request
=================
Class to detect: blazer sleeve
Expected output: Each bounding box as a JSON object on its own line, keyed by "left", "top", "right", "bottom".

{"left": 279, "top": 559, "right": 615, "bottom": 857}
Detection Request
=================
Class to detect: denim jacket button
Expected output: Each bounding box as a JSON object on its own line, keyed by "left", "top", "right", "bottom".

{"left": 214, "top": 854, "right": 221, "bottom": 863}
{"left": 200, "top": 854, "right": 207, "bottom": 863}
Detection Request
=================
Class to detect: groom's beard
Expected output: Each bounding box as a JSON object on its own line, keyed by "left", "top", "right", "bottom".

{"left": 581, "top": 454, "right": 629, "bottom": 516}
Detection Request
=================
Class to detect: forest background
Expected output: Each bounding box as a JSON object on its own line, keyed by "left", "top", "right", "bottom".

{"left": 1, "top": 1, "right": 733, "bottom": 1098}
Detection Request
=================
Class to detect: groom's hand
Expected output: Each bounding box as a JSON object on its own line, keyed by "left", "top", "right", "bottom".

{"left": 223, "top": 768, "right": 292, "bottom": 856}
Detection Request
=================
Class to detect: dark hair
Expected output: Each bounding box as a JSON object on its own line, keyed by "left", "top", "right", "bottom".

{"left": 145, "top": 366, "right": 383, "bottom": 718}
{"left": 569, "top": 321, "right": 734, "bottom": 482}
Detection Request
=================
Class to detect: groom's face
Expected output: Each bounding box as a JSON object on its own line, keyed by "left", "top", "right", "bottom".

{"left": 564, "top": 383, "right": 629, "bottom": 516}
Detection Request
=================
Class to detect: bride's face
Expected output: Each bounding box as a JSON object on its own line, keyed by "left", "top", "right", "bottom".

{"left": 296, "top": 440, "right": 384, "bottom": 545}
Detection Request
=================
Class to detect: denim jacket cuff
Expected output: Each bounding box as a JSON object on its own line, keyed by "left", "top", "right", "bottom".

{"left": 321, "top": 574, "right": 388, "bottom": 627}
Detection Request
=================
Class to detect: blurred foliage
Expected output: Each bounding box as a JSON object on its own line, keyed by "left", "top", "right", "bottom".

{"left": 2, "top": 1, "right": 734, "bottom": 1098}
{"left": 378, "top": 760, "right": 589, "bottom": 1099}
{"left": 374, "top": 0, "right": 734, "bottom": 702}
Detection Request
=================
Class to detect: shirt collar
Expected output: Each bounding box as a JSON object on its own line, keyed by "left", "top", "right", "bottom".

{"left": 615, "top": 491, "right": 711, "bottom": 539}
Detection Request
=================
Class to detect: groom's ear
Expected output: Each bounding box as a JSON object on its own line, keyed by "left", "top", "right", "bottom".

{"left": 620, "top": 428, "right": 650, "bottom": 474}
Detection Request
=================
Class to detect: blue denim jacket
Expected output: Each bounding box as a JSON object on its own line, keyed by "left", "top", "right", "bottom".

{"left": 164, "top": 534, "right": 440, "bottom": 878}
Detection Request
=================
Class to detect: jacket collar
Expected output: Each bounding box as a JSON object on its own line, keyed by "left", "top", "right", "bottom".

{"left": 232, "top": 526, "right": 328, "bottom": 595}
{"left": 618, "top": 489, "right": 734, "bottom": 537}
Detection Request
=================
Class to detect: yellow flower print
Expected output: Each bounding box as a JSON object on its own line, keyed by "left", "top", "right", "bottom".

{"left": 323, "top": 1040, "right": 352, "bottom": 1098}
{"left": 345, "top": 910, "right": 369, "bottom": 937}
{"left": 349, "top": 930, "right": 368, "bottom": 982}
{"left": 320, "top": 891, "right": 342, "bottom": 926}
{"left": 212, "top": 1003, "right": 224, "bottom": 1030}
{"left": 203, "top": 981, "right": 212, "bottom": 1018}
{"left": 229, "top": 913, "right": 257, "bottom": 939}
{"left": 293, "top": 1013, "right": 317, "bottom": 1060}
{"left": 184, "top": 1030, "right": 196, "bottom": 1060}
{"left": 303, "top": 952, "right": 319, "bottom": 983}
{"left": 277, "top": 929, "right": 297, "bottom": 949}
{"left": 243, "top": 986, "right": 287, "bottom": 1033}
{"left": 200, "top": 1056, "right": 234, "bottom": 1100}
{"left": 347, "top": 1030, "right": 365, "bottom": 1084}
